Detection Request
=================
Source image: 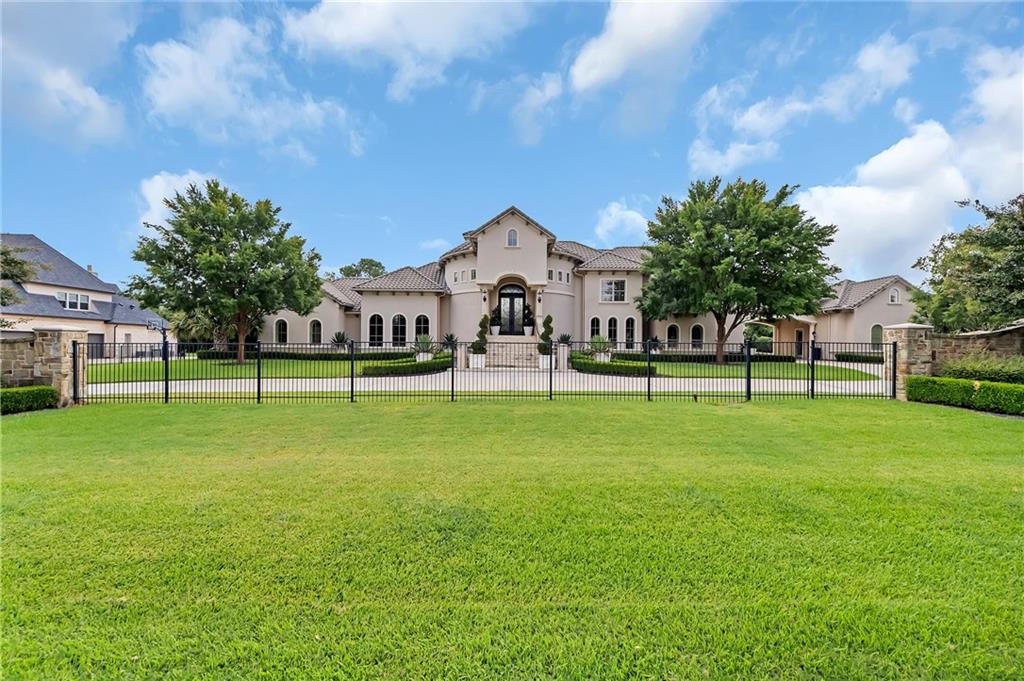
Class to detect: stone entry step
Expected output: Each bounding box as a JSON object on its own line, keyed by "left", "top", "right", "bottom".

{"left": 483, "top": 337, "right": 541, "bottom": 367}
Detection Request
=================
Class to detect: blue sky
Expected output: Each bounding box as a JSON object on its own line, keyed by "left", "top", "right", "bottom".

{"left": 2, "top": 2, "right": 1021, "bottom": 286}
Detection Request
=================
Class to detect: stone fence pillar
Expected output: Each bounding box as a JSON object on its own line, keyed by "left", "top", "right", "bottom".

{"left": 32, "top": 327, "right": 87, "bottom": 407}
{"left": 884, "top": 323, "right": 933, "bottom": 400}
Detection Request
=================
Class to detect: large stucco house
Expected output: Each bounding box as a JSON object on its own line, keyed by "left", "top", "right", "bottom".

{"left": 261, "top": 207, "right": 921, "bottom": 350}
{"left": 260, "top": 206, "right": 741, "bottom": 349}
{"left": 769, "top": 275, "right": 918, "bottom": 355}
{"left": 1, "top": 234, "right": 169, "bottom": 353}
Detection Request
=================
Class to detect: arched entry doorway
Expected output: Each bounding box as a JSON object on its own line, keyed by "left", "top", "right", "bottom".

{"left": 498, "top": 284, "right": 526, "bottom": 335}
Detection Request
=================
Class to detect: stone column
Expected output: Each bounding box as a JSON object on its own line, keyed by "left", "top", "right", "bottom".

{"left": 884, "top": 323, "right": 933, "bottom": 400}
{"left": 557, "top": 342, "right": 569, "bottom": 372}
{"left": 32, "top": 327, "right": 88, "bottom": 407}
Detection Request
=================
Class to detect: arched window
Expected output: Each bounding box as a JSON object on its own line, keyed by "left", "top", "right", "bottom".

{"left": 690, "top": 324, "right": 704, "bottom": 349}
{"left": 871, "top": 324, "right": 884, "bottom": 349}
{"left": 625, "top": 318, "right": 636, "bottom": 349}
{"left": 506, "top": 228, "right": 518, "bottom": 247}
{"left": 369, "top": 314, "right": 384, "bottom": 347}
{"left": 392, "top": 314, "right": 407, "bottom": 347}
{"left": 667, "top": 324, "right": 679, "bottom": 347}
{"left": 415, "top": 314, "right": 430, "bottom": 338}
{"left": 309, "top": 319, "right": 322, "bottom": 344}
{"left": 590, "top": 317, "right": 601, "bottom": 339}
{"left": 275, "top": 319, "right": 288, "bottom": 344}
{"left": 607, "top": 317, "right": 618, "bottom": 344}
{"left": 888, "top": 287, "right": 900, "bottom": 304}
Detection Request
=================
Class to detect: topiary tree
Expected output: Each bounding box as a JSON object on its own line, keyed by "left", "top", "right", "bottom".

{"left": 537, "top": 314, "right": 554, "bottom": 355}
{"left": 470, "top": 314, "right": 489, "bottom": 354}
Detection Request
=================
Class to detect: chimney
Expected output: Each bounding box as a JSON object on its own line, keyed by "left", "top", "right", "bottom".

{"left": 87, "top": 265, "right": 97, "bottom": 276}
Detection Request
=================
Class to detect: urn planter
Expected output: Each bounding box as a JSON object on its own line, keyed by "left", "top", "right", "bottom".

{"left": 489, "top": 326, "right": 500, "bottom": 336}
{"left": 415, "top": 352, "right": 432, "bottom": 362}
{"left": 524, "top": 326, "right": 534, "bottom": 336}
{"left": 594, "top": 352, "right": 612, "bottom": 363}
{"left": 538, "top": 355, "right": 554, "bottom": 370}
{"left": 469, "top": 353, "right": 487, "bottom": 369}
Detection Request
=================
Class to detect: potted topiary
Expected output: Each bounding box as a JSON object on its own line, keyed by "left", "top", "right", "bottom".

{"left": 557, "top": 333, "right": 572, "bottom": 345}
{"left": 590, "top": 335, "right": 612, "bottom": 362}
{"left": 331, "top": 331, "right": 349, "bottom": 346}
{"left": 537, "top": 315, "right": 554, "bottom": 369}
{"left": 522, "top": 303, "right": 535, "bottom": 336}
{"left": 469, "top": 314, "right": 488, "bottom": 368}
{"left": 489, "top": 305, "right": 501, "bottom": 335}
{"left": 414, "top": 334, "right": 434, "bottom": 362}
{"left": 647, "top": 335, "right": 662, "bottom": 354}
{"left": 441, "top": 333, "right": 458, "bottom": 351}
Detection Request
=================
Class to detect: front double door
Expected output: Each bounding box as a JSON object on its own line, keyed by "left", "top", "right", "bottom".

{"left": 498, "top": 284, "right": 526, "bottom": 335}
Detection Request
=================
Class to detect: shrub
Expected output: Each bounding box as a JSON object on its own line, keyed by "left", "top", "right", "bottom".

{"left": 834, "top": 352, "right": 885, "bottom": 364}
{"left": 906, "top": 376, "right": 1024, "bottom": 415}
{"left": 413, "top": 334, "right": 434, "bottom": 353}
{"left": 522, "top": 303, "right": 535, "bottom": 329}
{"left": 557, "top": 333, "right": 573, "bottom": 345}
{"left": 361, "top": 354, "right": 452, "bottom": 376}
{"left": 537, "top": 315, "right": 554, "bottom": 355}
{"left": 589, "top": 335, "right": 611, "bottom": 353}
{"left": 441, "top": 333, "right": 459, "bottom": 351}
{"left": 489, "top": 306, "right": 501, "bottom": 328}
{"left": 1, "top": 386, "right": 60, "bottom": 414}
{"left": 196, "top": 349, "right": 415, "bottom": 361}
{"left": 331, "top": 331, "right": 348, "bottom": 346}
{"left": 571, "top": 354, "right": 656, "bottom": 377}
{"left": 470, "top": 314, "right": 489, "bottom": 354}
{"left": 940, "top": 353, "right": 1024, "bottom": 384}
{"left": 611, "top": 351, "right": 795, "bottom": 364}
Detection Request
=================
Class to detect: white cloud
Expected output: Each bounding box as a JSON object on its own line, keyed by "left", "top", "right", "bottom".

{"left": 796, "top": 121, "right": 970, "bottom": 278}
{"left": 892, "top": 97, "right": 920, "bottom": 125}
{"left": 688, "top": 138, "right": 779, "bottom": 176}
{"left": 3, "top": 2, "right": 137, "bottom": 144}
{"left": 734, "top": 34, "right": 918, "bottom": 138}
{"left": 138, "top": 17, "right": 361, "bottom": 160}
{"left": 510, "top": 73, "right": 563, "bottom": 145}
{"left": 595, "top": 200, "right": 649, "bottom": 245}
{"left": 955, "top": 46, "right": 1024, "bottom": 203}
{"left": 569, "top": 2, "right": 720, "bottom": 94}
{"left": 419, "top": 238, "right": 452, "bottom": 251}
{"left": 138, "top": 170, "right": 215, "bottom": 231}
{"left": 283, "top": 2, "right": 532, "bottom": 101}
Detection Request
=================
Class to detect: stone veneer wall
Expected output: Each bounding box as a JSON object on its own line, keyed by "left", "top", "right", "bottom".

{"left": 931, "top": 326, "right": 1024, "bottom": 373}
{"left": 1, "top": 327, "right": 87, "bottom": 407}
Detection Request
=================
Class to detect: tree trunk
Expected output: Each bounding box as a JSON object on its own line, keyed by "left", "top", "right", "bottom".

{"left": 213, "top": 327, "right": 229, "bottom": 351}
{"left": 715, "top": 316, "right": 728, "bottom": 364}
{"left": 235, "top": 315, "right": 249, "bottom": 364}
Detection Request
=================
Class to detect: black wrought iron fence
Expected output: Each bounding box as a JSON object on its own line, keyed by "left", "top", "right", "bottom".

{"left": 74, "top": 339, "right": 896, "bottom": 404}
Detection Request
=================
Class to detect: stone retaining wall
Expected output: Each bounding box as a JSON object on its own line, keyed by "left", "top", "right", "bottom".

{"left": 1, "top": 327, "right": 88, "bottom": 407}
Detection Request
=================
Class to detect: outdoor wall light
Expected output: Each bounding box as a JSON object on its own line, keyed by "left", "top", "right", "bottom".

{"left": 481, "top": 291, "right": 487, "bottom": 302}
{"left": 537, "top": 290, "right": 544, "bottom": 303}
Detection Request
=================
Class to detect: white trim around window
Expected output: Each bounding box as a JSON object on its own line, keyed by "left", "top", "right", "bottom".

{"left": 888, "top": 287, "right": 901, "bottom": 304}
{"left": 274, "top": 318, "right": 288, "bottom": 344}
{"left": 599, "top": 278, "right": 627, "bottom": 303}
{"left": 506, "top": 228, "right": 519, "bottom": 247}
{"left": 308, "top": 318, "right": 323, "bottom": 344}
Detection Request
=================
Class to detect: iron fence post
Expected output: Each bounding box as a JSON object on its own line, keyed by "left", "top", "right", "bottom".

{"left": 890, "top": 340, "right": 898, "bottom": 399}
{"left": 256, "top": 341, "right": 262, "bottom": 404}
{"left": 72, "top": 340, "right": 80, "bottom": 405}
{"left": 548, "top": 340, "right": 553, "bottom": 400}
{"left": 162, "top": 337, "right": 170, "bottom": 404}
{"left": 809, "top": 339, "right": 816, "bottom": 399}
{"left": 348, "top": 340, "right": 355, "bottom": 403}
{"left": 744, "top": 339, "right": 752, "bottom": 401}
{"left": 450, "top": 342, "right": 456, "bottom": 402}
{"left": 646, "top": 338, "right": 652, "bottom": 402}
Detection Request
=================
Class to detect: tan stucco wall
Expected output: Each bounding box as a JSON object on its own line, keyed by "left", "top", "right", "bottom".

{"left": 473, "top": 213, "right": 550, "bottom": 285}
{"left": 260, "top": 296, "right": 349, "bottom": 344}
{"left": 580, "top": 271, "right": 644, "bottom": 341}
{"left": 359, "top": 292, "right": 441, "bottom": 346}
{"left": 650, "top": 314, "right": 746, "bottom": 347}
{"left": 0, "top": 314, "right": 168, "bottom": 345}
{"left": 447, "top": 290, "right": 486, "bottom": 341}
{"left": 21, "top": 281, "right": 115, "bottom": 302}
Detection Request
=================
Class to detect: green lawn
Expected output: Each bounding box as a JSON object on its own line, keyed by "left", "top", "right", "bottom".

{"left": 87, "top": 357, "right": 401, "bottom": 383}
{"left": 3, "top": 401, "right": 1022, "bottom": 678}
{"left": 626, "top": 359, "right": 876, "bottom": 380}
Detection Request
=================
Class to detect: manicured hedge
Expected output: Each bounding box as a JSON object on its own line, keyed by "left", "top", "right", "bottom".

{"left": 361, "top": 354, "right": 452, "bottom": 377}
{"left": 611, "top": 351, "right": 794, "bottom": 364}
{"left": 195, "top": 349, "right": 416, "bottom": 361}
{"left": 906, "top": 376, "right": 1024, "bottom": 415}
{"left": 571, "top": 355, "right": 656, "bottom": 377}
{"left": 833, "top": 352, "right": 885, "bottom": 364}
{"left": 940, "top": 354, "right": 1024, "bottom": 385}
{"left": 1, "top": 386, "right": 60, "bottom": 414}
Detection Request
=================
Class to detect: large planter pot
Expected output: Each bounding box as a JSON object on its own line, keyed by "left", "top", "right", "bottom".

{"left": 524, "top": 326, "right": 534, "bottom": 336}
{"left": 469, "top": 353, "right": 486, "bottom": 369}
{"left": 489, "top": 325, "right": 500, "bottom": 335}
{"left": 415, "top": 352, "right": 432, "bottom": 362}
{"left": 594, "top": 352, "right": 612, "bottom": 363}
{"left": 538, "top": 355, "right": 554, "bottom": 370}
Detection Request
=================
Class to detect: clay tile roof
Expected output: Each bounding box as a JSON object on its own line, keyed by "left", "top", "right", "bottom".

{"left": 821, "top": 275, "right": 911, "bottom": 311}
{"left": 439, "top": 240, "right": 474, "bottom": 260}
{"left": 353, "top": 266, "right": 445, "bottom": 292}
{"left": 576, "top": 250, "right": 646, "bottom": 272}
{"left": 323, "top": 277, "right": 368, "bottom": 309}
{"left": 608, "top": 246, "right": 650, "bottom": 262}
{"left": 551, "top": 240, "right": 603, "bottom": 261}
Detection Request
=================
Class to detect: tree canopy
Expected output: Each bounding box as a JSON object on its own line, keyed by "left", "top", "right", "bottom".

{"left": 128, "top": 180, "right": 322, "bottom": 362}
{"left": 912, "top": 194, "right": 1024, "bottom": 332}
{"left": 638, "top": 177, "right": 839, "bottom": 362}
{"left": 337, "top": 258, "right": 386, "bottom": 279}
{"left": 1, "top": 245, "right": 42, "bottom": 329}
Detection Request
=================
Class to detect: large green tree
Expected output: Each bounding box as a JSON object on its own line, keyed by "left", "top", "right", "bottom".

{"left": 0, "top": 245, "right": 41, "bottom": 328}
{"left": 128, "top": 180, "right": 322, "bottom": 362}
{"left": 912, "top": 194, "right": 1024, "bottom": 332}
{"left": 338, "top": 258, "right": 386, "bottom": 278}
{"left": 639, "top": 177, "right": 839, "bottom": 362}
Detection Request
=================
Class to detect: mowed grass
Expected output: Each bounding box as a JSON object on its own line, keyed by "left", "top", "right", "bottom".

{"left": 620, "top": 360, "right": 877, "bottom": 380}
{"left": 87, "top": 357, "right": 402, "bottom": 383}
{"left": 2, "top": 401, "right": 1022, "bottom": 679}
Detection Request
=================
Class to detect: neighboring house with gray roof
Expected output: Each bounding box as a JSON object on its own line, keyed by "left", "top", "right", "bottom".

{"left": 768, "top": 275, "right": 918, "bottom": 357}
{"left": 259, "top": 205, "right": 746, "bottom": 349}
{"left": 1, "top": 233, "right": 171, "bottom": 353}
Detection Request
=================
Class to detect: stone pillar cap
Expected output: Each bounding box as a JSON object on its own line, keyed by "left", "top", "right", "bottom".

{"left": 884, "top": 323, "right": 933, "bottom": 329}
